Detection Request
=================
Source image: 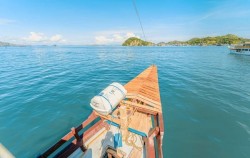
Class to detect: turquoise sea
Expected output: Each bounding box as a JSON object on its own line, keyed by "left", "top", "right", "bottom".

{"left": 0, "top": 46, "right": 250, "bottom": 158}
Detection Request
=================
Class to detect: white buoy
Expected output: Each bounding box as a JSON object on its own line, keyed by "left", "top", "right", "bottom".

{"left": 90, "top": 82, "right": 127, "bottom": 115}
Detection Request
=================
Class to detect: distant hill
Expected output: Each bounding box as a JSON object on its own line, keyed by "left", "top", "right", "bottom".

{"left": 122, "top": 34, "right": 250, "bottom": 46}
{"left": 0, "top": 41, "right": 16, "bottom": 47}
{"left": 122, "top": 37, "right": 155, "bottom": 46}
{"left": 157, "top": 34, "right": 250, "bottom": 46}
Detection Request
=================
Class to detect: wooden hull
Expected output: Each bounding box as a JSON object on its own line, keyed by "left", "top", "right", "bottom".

{"left": 39, "top": 65, "right": 164, "bottom": 158}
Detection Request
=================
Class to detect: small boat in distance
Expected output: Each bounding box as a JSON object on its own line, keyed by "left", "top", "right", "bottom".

{"left": 229, "top": 42, "right": 250, "bottom": 55}
{"left": 39, "top": 65, "right": 164, "bottom": 158}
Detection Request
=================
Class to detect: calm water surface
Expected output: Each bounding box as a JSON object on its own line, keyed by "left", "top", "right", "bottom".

{"left": 0, "top": 46, "right": 250, "bottom": 158}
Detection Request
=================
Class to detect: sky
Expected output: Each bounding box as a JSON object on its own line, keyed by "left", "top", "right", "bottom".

{"left": 0, "top": 0, "right": 250, "bottom": 45}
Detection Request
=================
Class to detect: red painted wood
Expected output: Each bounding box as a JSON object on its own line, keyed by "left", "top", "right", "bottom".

{"left": 55, "top": 120, "right": 106, "bottom": 158}
{"left": 157, "top": 113, "right": 164, "bottom": 158}
{"left": 148, "top": 127, "right": 160, "bottom": 138}
{"left": 156, "top": 134, "right": 164, "bottom": 158}
{"left": 76, "top": 112, "right": 98, "bottom": 131}
{"left": 144, "top": 137, "right": 156, "bottom": 158}
{"left": 158, "top": 113, "right": 164, "bottom": 133}
{"left": 39, "top": 112, "right": 98, "bottom": 157}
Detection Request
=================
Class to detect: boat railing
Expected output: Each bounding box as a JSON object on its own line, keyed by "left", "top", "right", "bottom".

{"left": 229, "top": 44, "right": 250, "bottom": 50}
{"left": 38, "top": 112, "right": 99, "bottom": 158}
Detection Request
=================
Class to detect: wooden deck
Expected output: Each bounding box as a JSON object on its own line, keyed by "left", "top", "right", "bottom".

{"left": 95, "top": 65, "right": 163, "bottom": 137}
{"left": 125, "top": 65, "right": 162, "bottom": 109}
{"left": 39, "top": 65, "right": 164, "bottom": 158}
{"left": 69, "top": 125, "right": 145, "bottom": 158}
{"left": 94, "top": 110, "right": 152, "bottom": 136}
{"left": 94, "top": 65, "right": 164, "bottom": 157}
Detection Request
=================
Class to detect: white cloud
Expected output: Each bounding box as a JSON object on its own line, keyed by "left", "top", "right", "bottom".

{"left": 50, "top": 34, "right": 65, "bottom": 42}
{"left": 23, "top": 32, "right": 66, "bottom": 43}
{"left": 126, "top": 32, "right": 137, "bottom": 38}
{"left": 24, "top": 32, "right": 47, "bottom": 42}
{"left": 95, "top": 36, "right": 113, "bottom": 44}
{"left": 95, "top": 32, "right": 139, "bottom": 44}
{"left": 0, "top": 18, "right": 15, "bottom": 25}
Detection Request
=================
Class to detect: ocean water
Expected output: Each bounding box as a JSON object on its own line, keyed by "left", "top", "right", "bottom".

{"left": 0, "top": 46, "right": 250, "bottom": 158}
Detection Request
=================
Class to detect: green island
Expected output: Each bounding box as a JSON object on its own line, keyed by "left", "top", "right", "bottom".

{"left": 122, "top": 37, "right": 154, "bottom": 46}
{"left": 122, "top": 34, "right": 250, "bottom": 46}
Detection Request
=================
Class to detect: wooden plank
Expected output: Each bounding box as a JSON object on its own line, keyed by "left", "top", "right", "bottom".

{"left": 143, "top": 137, "right": 156, "bottom": 158}
{"left": 76, "top": 112, "right": 98, "bottom": 131}
{"left": 157, "top": 113, "right": 164, "bottom": 158}
{"left": 129, "top": 148, "right": 142, "bottom": 158}
{"left": 126, "top": 93, "right": 161, "bottom": 106}
{"left": 156, "top": 135, "right": 164, "bottom": 158}
{"left": 95, "top": 110, "right": 152, "bottom": 136}
{"left": 82, "top": 120, "right": 106, "bottom": 142}
{"left": 147, "top": 137, "right": 156, "bottom": 158}
{"left": 40, "top": 132, "right": 73, "bottom": 157}
{"left": 148, "top": 127, "right": 160, "bottom": 138}
{"left": 124, "top": 65, "right": 162, "bottom": 112}
{"left": 158, "top": 113, "right": 164, "bottom": 134}
{"left": 129, "top": 111, "right": 152, "bottom": 135}
{"left": 70, "top": 127, "right": 86, "bottom": 152}
{"left": 122, "top": 100, "right": 161, "bottom": 113}
{"left": 124, "top": 65, "right": 163, "bottom": 158}
{"left": 55, "top": 120, "right": 105, "bottom": 158}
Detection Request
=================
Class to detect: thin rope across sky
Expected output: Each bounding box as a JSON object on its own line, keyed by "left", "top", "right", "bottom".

{"left": 132, "top": 0, "right": 146, "bottom": 41}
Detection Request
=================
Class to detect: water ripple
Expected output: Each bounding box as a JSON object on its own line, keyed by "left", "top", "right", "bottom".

{"left": 0, "top": 46, "right": 250, "bottom": 158}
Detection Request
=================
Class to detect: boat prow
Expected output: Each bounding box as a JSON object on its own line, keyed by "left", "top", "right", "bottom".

{"left": 39, "top": 65, "right": 164, "bottom": 158}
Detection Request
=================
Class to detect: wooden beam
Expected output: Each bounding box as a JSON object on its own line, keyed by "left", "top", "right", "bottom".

{"left": 71, "top": 127, "right": 86, "bottom": 152}
{"left": 133, "top": 105, "right": 158, "bottom": 115}
{"left": 148, "top": 127, "right": 160, "bottom": 138}
{"left": 39, "top": 112, "right": 98, "bottom": 157}
{"left": 143, "top": 137, "right": 156, "bottom": 158}
{"left": 124, "top": 65, "right": 162, "bottom": 105}
{"left": 76, "top": 112, "right": 98, "bottom": 131}
{"left": 156, "top": 134, "right": 164, "bottom": 158}
{"left": 53, "top": 120, "right": 105, "bottom": 158}
{"left": 39, "top": 132, "right": 73, "bottom": 157}
{"left": 157, "top": 113, "right": 164, "bottom": 158}
{"left": 126, "top": 93, "right": 161, "bottom": 107}
{"left": 158, "top": 113, "right": 164, "bottom": 134}
{"left": 122, "top": 100, "right": 161, "bottom": 113}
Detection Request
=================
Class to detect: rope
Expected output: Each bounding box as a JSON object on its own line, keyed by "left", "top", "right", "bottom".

{"left": 119, "top": 102, "right": 143, "bottom": 150}
{"left": 132, "top": 0, "right": 146, "bottom": 41}
{"left": 100, "top": 101, "right": 143, "bottom": 153}
{"left": 124, "top": 120, "right": 143, "bottom": 151}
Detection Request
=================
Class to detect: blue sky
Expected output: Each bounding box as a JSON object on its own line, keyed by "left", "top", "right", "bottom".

{"left": 0, "top": 0, "right": 250, "bottom": 45}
